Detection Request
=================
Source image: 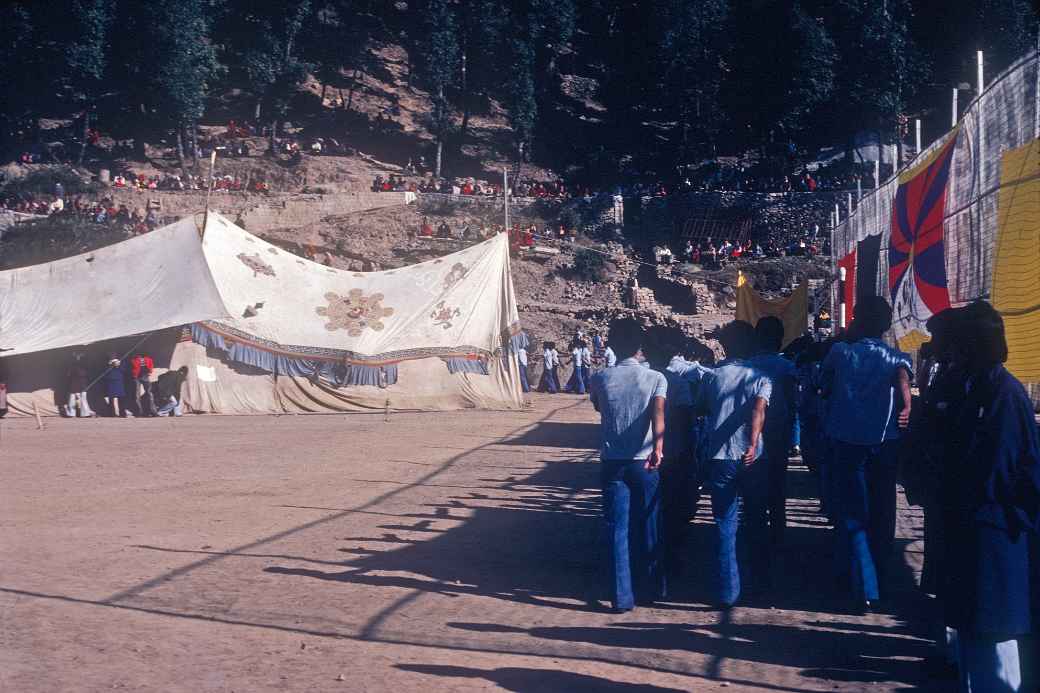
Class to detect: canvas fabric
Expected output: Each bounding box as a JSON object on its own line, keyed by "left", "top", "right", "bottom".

{"left": 1, "top": 213, "right": 524, "bottom": 414}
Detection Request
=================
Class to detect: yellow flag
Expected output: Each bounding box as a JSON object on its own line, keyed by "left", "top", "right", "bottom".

{"left": 735, "top": 272, "right": 809, "bottom": 348}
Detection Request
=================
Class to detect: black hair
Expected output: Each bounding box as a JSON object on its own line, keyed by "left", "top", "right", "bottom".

{"left": 755, "top": 316, "right": 785, "bottom": 352}
{"left": 607, "top": 318, "right": 645, "bottom": 359}
{"left": 955, "top": 301, "right": 1007, "bottom": 370}
{"left": 717, "top": 320, "right": 756, "bottom": 359}
{"left": 851, "top": 296, "right": 893, "bottom": 338}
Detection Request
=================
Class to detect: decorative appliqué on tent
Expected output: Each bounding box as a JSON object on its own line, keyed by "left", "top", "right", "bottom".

{"left": 316, "top": 289, "right": 395, "bottom": 336}
{"left": 442, "top": 263, "right": 469, "bottom": 290}
{"left": 237, "top": 252, "right": 276, "bottom": 277}
{"left": 430, "top": 301, "right": 461, "bottom": 329}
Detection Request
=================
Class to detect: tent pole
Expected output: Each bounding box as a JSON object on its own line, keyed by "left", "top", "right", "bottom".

{"left": 203, "top": 150, "right": 217, "bottom": 239}
{"left": 503, "top": 167, "right": 509, "bottom": 230}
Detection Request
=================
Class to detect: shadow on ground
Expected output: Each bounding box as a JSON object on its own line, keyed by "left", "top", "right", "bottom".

{"left": 262, "top": 420, "right": 943, "bottom": 691}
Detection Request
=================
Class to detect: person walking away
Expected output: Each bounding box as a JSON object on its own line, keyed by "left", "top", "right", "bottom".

{"left": 517, "top": 342, "right": 531, "bottom": 393}
{"left": 130, "top": 352, "right": 156, "bottom": 416}
{"left": 751, "top": 317, "right": 797, "bottom": 545}
{"left": 538, "top": 342, "right": 560, "bottom": 393}
{"left": 820, "top": 296, "right": 911, "bottom": 612}
{"left": 65, "top": 351, "right": 95, "bottom": 417}
{"left": 939, "top": 301, "right": 1040, "bottom": 693}
{"left": 100, "top": 353, "right": 128, "bottom": 417}
{"left": 660, "top": 343, "right": 710, "bottom": 574}
{"left": 154, "top": 366, "right": 189, "bottom": 417}
{"left": 588, "top": 318, "right": 667, "bottom": 611}
{"left": 695, "top": 321, "right": 771, "bottom": 607}
{"left": 902, "top": 309, "right": 964, "bottom": 678}
{"left": 604, "top": 344, "right": 617, "bottom": 368}
{"left": 564, "top": 341, "right": 591, "bottom": 395}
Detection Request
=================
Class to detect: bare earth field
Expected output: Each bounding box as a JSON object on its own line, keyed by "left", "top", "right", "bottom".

{"left": 1, "top": 395, "right": 939, "bottom": 692}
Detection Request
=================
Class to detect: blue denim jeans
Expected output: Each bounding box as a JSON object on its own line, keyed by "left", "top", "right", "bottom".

{"left": 601, "top": 460, "right": 665, "bottom": 610}
{"left": 518, "top": 363, "right": 530, "bottom": 392}
{"left": 565, "top": 365, "right": 586, "bottom": 394}
{"left": 704, "top": 457, "right": 770, "bottom": 606}
{"left": 832, "top": 439, "right": 899, "bottom": 601}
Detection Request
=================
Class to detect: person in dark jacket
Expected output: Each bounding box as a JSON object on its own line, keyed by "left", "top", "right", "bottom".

{"left": 100, "top": 353, "right": 129, "bottom": 417}
{"left": 154, "top": 366, "right": 189, "bottom": 417}
{"left": 940, "top": 301, "right": 1040, "bottom": 693}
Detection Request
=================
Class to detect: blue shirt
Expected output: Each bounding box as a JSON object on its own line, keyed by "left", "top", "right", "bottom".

{"left": 822, "top": 338, "right": 912, "bottom": 445}
{"left": 750, "top": 352, "right": 797, "bottom": 440}
{"left": 589, "top": 358, "right": 668, "bottom": 461}
{"left": 697, "top": 359, "right": 772, "bottom": 461}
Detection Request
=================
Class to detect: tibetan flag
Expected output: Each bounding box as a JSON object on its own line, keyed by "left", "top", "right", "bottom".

{"left": 889, "top": 131, "right": 958, "bottom": 347}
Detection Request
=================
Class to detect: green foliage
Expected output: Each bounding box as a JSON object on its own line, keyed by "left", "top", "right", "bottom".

{"left": 572, "top": 248, "right": 606, "bottom": 282}
{"left": 146, "top": 0, "right": 222, "bottom": 126}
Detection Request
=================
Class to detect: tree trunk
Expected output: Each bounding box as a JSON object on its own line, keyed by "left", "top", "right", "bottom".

{"left": 78, "top": 108, "right": 90, "bottom": 165}
{"left": 190, "top": 120, "right": 198, "bottom": 167}
{"left": 175, "top": 126, "right": 185, "bottom": 169}
{"left": 346, "top": 70, "right": 360, "bottom": 111}
{"left": 255, "top": 99, "right": 262, "bottom": 124}
{"left": 269, "top": 118, "right": 278, "bottom": 156}
{"left": 435, "top": 85, "right": 445, "bottom": 178}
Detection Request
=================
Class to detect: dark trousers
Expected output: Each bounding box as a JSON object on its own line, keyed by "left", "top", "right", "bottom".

{"left": 601, "top": 460, "right": 665, "bottom": 610}
{"left": 518, "top": 363, "right": 530, "bottom": 392}
{"left": 661, "top": 456, "right": 699, "bottom": 571}
{"left": 765, "top": 436, "right": 789, "bottom": 544}
{"left": 134, "top": 378, "right": 156, "bottom": 416}
{"left": 832, "top": 439, "right": 899, "bottom": 601}
{"left": 539, "top": 367, "right": 559, "bottom": 393}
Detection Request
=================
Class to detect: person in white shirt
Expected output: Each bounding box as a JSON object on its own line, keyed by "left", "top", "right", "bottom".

{"left": 604, "top": 345, "right": 617, "bottom": 368}
{"left": 565, "top": 340, "right": 592, "bottom": 394}
{"left": 517, "top": 345, "right": 530, "bottom": 393}
{"left": 538, "top": 342, "right": 560, "bottom": 393}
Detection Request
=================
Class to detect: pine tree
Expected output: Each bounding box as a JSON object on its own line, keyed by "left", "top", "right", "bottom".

{"left": 145, "top": 0, "right": 222, "bottom": 167}
{"left": 418, "top": 0, "right": 460, "bottom": 177}
{"left": 65, "top": 0, "right": 116, "bottom": 164}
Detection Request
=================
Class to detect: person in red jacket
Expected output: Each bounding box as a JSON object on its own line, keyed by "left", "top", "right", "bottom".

{"left": 130, "top": 352, "right": 156, "bottom": 417}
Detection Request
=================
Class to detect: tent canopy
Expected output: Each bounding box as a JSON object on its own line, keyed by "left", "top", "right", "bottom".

{"left": 0, "top": 212, "right": 524, "bottom": 414}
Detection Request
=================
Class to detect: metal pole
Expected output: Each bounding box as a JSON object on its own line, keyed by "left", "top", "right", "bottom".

{"left": 952, "top": 88, "right": 959, "bottom": 128}
{"left": 874, "top": 159, "right": 880, "bottom": 188}
{"left": 847, "top": 192, "right": 853, "bottom": 216}
{"left": 891, "top": 144, "right": 899, "bottom": 173}
{"left": 915, "top": 119, "right": 922, "bottom": 156}
{"left": 857, "top": 176, "right": 862, "bottom": 201}
{"left": 503, "top": 168, "right": 509, "bottom": 230}
{"left": 838, "top": 266, "right": 847, "bottom": 331}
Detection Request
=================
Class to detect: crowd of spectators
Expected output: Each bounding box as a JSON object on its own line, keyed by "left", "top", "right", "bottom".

{"left": 109, "top": 171, "right": 269, "bottom": 194}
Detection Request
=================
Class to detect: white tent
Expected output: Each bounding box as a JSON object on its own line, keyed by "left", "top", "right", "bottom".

{"left": 0, "top": 212, "right": 525, "bottom": 415}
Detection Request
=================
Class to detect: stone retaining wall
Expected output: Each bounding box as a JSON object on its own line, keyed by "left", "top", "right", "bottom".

{"left": 105, "top": 190, "right": 412, "bottom": 233}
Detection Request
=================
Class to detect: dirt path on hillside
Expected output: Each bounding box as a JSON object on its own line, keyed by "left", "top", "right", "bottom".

{"left": 0, "top": 396, "right": 943, "bottom": 692}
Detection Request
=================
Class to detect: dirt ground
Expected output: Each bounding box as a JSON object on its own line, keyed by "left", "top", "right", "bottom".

{"left": 1, "top": 395, "right": 943, "bottom": 692}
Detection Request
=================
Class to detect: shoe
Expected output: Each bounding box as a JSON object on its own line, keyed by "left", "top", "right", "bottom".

{"left": 851, "top": 599, "right": 877, "bottom": 615}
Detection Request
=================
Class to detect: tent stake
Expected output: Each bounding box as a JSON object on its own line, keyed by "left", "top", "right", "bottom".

{"left": 33, "top": 403, "right": 43, "bottom": 430}
{"left": 384, "top": 398, "right": 390, "bottom": 423}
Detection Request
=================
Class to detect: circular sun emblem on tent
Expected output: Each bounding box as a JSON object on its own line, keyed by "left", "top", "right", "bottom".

{"left": 316, "top": 289, "right": 394, "bottom": 336}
